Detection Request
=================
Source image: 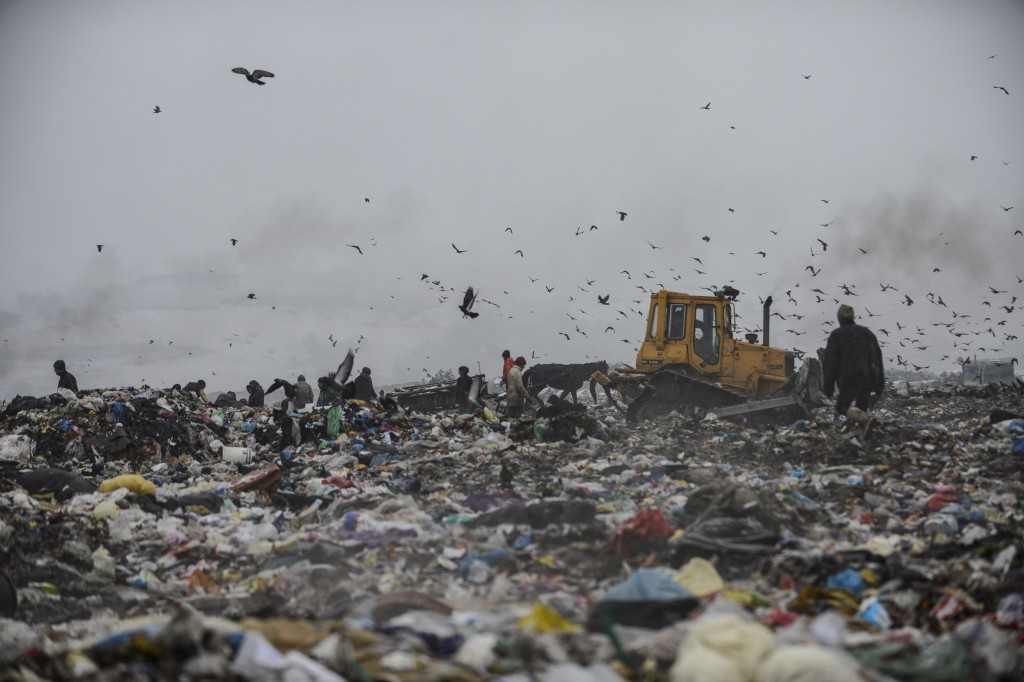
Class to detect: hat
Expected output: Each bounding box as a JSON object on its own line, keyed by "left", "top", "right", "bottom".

{"left": 501, "top": 350, "right": 511, "bottom": 358}
{"left": 297, "top": 375, "right": 306, "bottom": 381}
{"left": 362, "top": 367, "right": 371, "bottom": 374}
{"left": 514, "top": 356, "right": 526, "bottom": 367}
{"left": 458, "top": 366, "right": 469, "bottom": 373}
{"left": 53, "top": 360, "right": 66, "bottom": 370}
{"left": 837, "top": 304, "right": 855, "bottom": 322}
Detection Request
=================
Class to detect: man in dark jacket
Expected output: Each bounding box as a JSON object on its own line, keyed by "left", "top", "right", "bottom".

{"left": 183, "top": 379, "right": 208, "bottom": 401}
{"left": 246, "top": 380, "right": 265, "bottom": 407}
{"left": 455, "top": 366, "right": 472, "bottom": 409}
{"left": 294, "top": 375, "right": 314, "bottom": 408}
{"left": 354, "top": 367, "right": 376, "bottom": 402}
{"left": 823, "top": 304, "right": 884, "bottom": 418}
{"left": 53, "top": 360, "right": 79, "bottom": 394}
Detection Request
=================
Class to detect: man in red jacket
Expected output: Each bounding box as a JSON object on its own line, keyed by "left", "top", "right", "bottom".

{"left": 501, "top": 350, "right": 514, "bottom": 386}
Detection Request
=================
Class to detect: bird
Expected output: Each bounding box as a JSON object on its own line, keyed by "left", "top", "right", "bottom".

{"left": 859, "top": 248, "right": 869, "bottom": 254}
{"left": 451, "top": 243, "right": 467, "bottom": 253}
{"left": 820, "top": 220, "right": 834, "bottom": 227}
{"left": 994, "top": 86, "right": 1009, "bottom": 95}
{"left": 327, "top": 349, "right": 355, "bottom": 393}
{"left": 756, "top": 251, "right": 766, "bottom": 258}
{"left": 699, "top": 102, "right": 711, "bottom": 110}
{"left": 153, "top": 106, "right": 161, "bottom": 114}
{"left": 816, "top": 238, "right": 828, "bottom": 251}
{"left": 231, "top": 67, "right": 275, "bottom": 85}
{"left": 605, "top": 326, "right": 615, "bottom": 333}
{"left": 590, "top": 225, "right": 598, "bottom": 231}
{"left": 420, "top": 274, "right": 429, "bottom": 280}
{"left": 989, "top": 286, "right": 1007, "bottom": 294}
{"left": 1015, "top": 230, "right": 1023, "bottom": 236}
{"left": 247, "top": 293, "right": 256, "bottom": 299}
{"left": 230, "top": 238, "right": 238, "bottom": 246}
{"left": 1000, "top": 206, "right": 1014, "bottom": 212}
{"left": 459, "top": 286, "right": 479, "bottom": 318}
{"left": 529, "top": 276, "right": 538, "bottom": 282}
{"left": 505, "top": 227, "right": 513, "bottom": 234}
{"left": 617, "top": 211, "right": 628, "bottom": 221}
{"left": 558, "top": 332, "right": 570, "bottom": 340}
{"left": 364, "top": 197, "right": 370, "bottom": 203}
{"left": 514, "top": 249, "right": 524, "bottom": 257}
{"left": 346, "top": 244, "right": 363, "bottom": 255}
{"left": 806, "top": 265, "right": 820, "bottom": 276}
{"left": 545, "top": 286, "right": 555, "bottom": 293}
{"left": 620, "top": 270, "right": 631, "bottom": 279}
{"left": 96, "top": 244, "right": 104, "bottom": 252}
{"left": 903, "top": 295, "right": 914, "bottom": 306}
{"left": 971, "top": 155, "right": 978, "bottom": 160}
{"left": 575, "top": 227, "right": 584, "bottom": 236}
{"left": 701, "top": 235, "right": 710, "bottom": 242}
{"left": 647, "top": 240, "right": 663, "bottom": 250}
{"left": 802, "top": 74, "right": 812, "bottom": 79}
{"left": 598, "top": 294, "right": 610, "bottom": 305}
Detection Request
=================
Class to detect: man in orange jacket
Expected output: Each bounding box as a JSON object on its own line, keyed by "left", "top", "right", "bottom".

{"left": 501, "top": 350, "right": 514, "bottom": 385}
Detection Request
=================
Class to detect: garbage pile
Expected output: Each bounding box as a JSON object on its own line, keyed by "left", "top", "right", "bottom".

{"left": 1, "top": 381, "right": 1023, "bottom": 680}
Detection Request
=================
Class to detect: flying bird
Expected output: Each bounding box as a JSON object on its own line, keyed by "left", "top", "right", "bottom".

{"left": 699, "top": 102, "right": 711, "bottom": 110}
{"left": 994, "top": 86, "right": 1009, "bottom": 95}
{"left": 514, "top": 249, "right": 524, "bottom": 257}
{"left": 230, "top": 238, "right": 238, "bottom": 246}
{"left": 616, "top": 211, "right": 628, "bottom": 221}
{"left": 451, "top": 243, "right": 467, "bottom": 254}
{"left": 647, "top": 240, "right": 663, "bottom": 249}
{"left": 1000, "top": 206, "right": 1014, "bottom": 211}
{"left": 505, "top": 227, "right": 513, "bottom": 234}
{"left": 558, "top": 332, "right": 570, "bottom": 340}
{"left": 231, "top": 67, "right": 275, "bottom": 85}
{"left": 802, "top": 74, "right": 812, "bottom": 79}
{"left": 346, "top": 244, "right": 363, "bottom": 255}
{"left": 364, "top": 197, "right": 370, "bottom": 203}
{"left": 247, "top": 293, "right": 256, "bottom": 300}
{"left": 701, "top": 235, "right": 710, "bottom": 242}
{"left": 598, "top": 294, "right": 609, "bottom": 305}
{"left": 820, "top": 220, "right": 834, "bottom": 227}
{"left": 816, "top": 238, "right": 828, "bottom": 251}
{"left": 327, "top": 349, "right": 355, "bottom": 394}
{"left": 153, "top": 106, "right": 161, "bottom": 114}
{"left": 96, "top": 244, "right": 104, "bottom": 252}
{"left": 459, "top": 286, "right": 479, "bottom": 318}
{"left": 806, "top": 265, "right": 820, "bottom": 276}
{"left": 756, "top": 251, "right": 766, "bottom": 258}
{"left": 590, "top": 225, "right": 598, "bottom": 231}
{"left": 545, "top": 285, "right": 555, "bottom": 293}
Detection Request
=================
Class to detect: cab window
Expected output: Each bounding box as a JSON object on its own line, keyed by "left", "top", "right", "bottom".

{"left": 694, "top": 304, "right": 720, "bottom": 364}
{"left": 666, "top": 303, "right": 687, "bottom": 340}
{"left": 648, "top": 303, "right": 659, "bottom": 340}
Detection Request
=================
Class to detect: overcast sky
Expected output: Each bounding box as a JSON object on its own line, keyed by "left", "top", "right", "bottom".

{"left": 1, "top": 0, "right": 1023, "bottom": 398}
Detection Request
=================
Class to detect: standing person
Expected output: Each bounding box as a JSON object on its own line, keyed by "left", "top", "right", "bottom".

{"left": 354, "top": 367, "right": 376, "bottom": 402}
{"left": 316, "top": 376, "right": 344, "bottom": 407}
{"left": 822, "top": 304, "right": 884, "bottom": 419}
{"left": 501, "top": 350, "right": 514, "bottom": 385}
{"left": 246, "top": 380, "right": 265, "bottom": 407}
{"left": 505, "top": 356, "right": 529, "bottom": 418}
{"left": 52, "top": 360, "right": 79, "bottom": 395}
{"left": 294, "top": 375, "right": 314, "bottom": 409}
{"left": 455, "top": 366, "right": 472, "bottom": 409}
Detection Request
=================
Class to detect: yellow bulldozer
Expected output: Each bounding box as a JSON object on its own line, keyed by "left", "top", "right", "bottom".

{"left": 598, "top": 286, "right": 825, "bottom": 423}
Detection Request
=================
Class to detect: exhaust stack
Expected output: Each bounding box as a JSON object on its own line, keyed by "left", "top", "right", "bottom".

{"left": 763, "top": 296, "right": 773, "bottom": 347}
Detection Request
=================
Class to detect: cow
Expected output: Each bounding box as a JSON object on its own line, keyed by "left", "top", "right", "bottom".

{"left": 522, "top": 360, "right": 621, "bottom": 408}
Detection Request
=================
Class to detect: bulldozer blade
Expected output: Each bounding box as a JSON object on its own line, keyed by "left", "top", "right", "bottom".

{"left": 711, "top": 395, "right": 808, "bottom": 425}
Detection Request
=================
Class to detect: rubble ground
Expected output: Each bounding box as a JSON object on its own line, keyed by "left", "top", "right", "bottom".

{"left": 1, "top": 381, "right": 1023, "bottom": 680}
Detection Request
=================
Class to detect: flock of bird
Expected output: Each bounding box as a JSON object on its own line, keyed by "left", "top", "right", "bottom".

{"left": 73, "top": 56, "right": 1020, "bottom": 386}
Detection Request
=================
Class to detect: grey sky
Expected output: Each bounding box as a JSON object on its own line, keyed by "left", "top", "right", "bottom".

{"left": 1, "top": 0, "right": 1022, "bottom": 397}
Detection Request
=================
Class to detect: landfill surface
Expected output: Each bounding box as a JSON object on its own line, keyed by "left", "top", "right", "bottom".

{"left": 1, "top": 380, "right": 1024, "bottom": 681}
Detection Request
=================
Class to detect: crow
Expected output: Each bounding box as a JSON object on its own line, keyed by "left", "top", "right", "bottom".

{"left": 816, "top": 238, "right": 828, "bottom": 251}
{"left": 328, "top": 349, "right": 355, "bottom": 394}
{"left": 247, "top": 293, "right": 256, "bottom": 299}
{"left": 1000, "top": 206, "right": 1014, "bottom": 211}
{"left": 452, "top": 243, "right": 467, "bottom": 253}
{"left": 346, "top": 244, "right": 362, "bottom": 255}
{"left": 590, "top": 225, "right": 598, "bottom": 231}
{"left": 617, "top": 211, "right": 627, "bottom": 221}
{"left": 364, "top": 197, "right": 370, "bottom": 203}
{"left": 459, "top": 286, "right": 479, "bottom": 318}
{"left": 756, "top": 251, "right": 766, "bottom": 258}
{"left": 647, "top": 240, "right": 663, "bottom": 249}
{"left": 96, "top": 244, "right": 104, "bottom": 252}
{"left": 699, "top": 102, "right": 710, "bottom": 110}
{"left": 545, "top": 286, "right": 555, "bottom": 293}
{"left": 558, "top": 332, "right": 570, "bottom": 340}
{"left": 802, "top": 74, "right": 812, "bottom": 79}
{"left": 702, "top": 235, "right": 710, "bottom": 242}
{"left": 605, "top": 326, "right": 615, "bottom": 333}
{"left": 232, "top": 67, "right": 275, "bottom": 85}
{"left": 421, "top": 274, "right": 429, "bottom": 280}
{"left": 598, "top": 294, "right": 610, "bottom": 305}
{"left": 514, "top": 249, "right": 524, "bottom": 257}
{"left": 994, "top": 86, "right": 1009, "bottom": 95}
{"left": 806, "top": 265, "right": 820, "bottom": 276}
{"left": 153, "top": 106, "right": 161, "bottom": 114}
{"left": 230, "top": 238, "right": 238, "bottom": 246}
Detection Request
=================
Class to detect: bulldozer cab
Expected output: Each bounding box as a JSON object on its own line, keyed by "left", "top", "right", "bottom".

{"left": 642, "top": 291, "right": 731, "bottom": 372}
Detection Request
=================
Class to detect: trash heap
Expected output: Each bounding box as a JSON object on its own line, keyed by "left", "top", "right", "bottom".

{"left": 1, "top": 381, "right": 1023, "bottom": 681}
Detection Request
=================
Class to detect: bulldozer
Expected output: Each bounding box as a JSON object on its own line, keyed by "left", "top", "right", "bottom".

{"left": 598, "top": 287, "right": 825, "bottom": 423}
